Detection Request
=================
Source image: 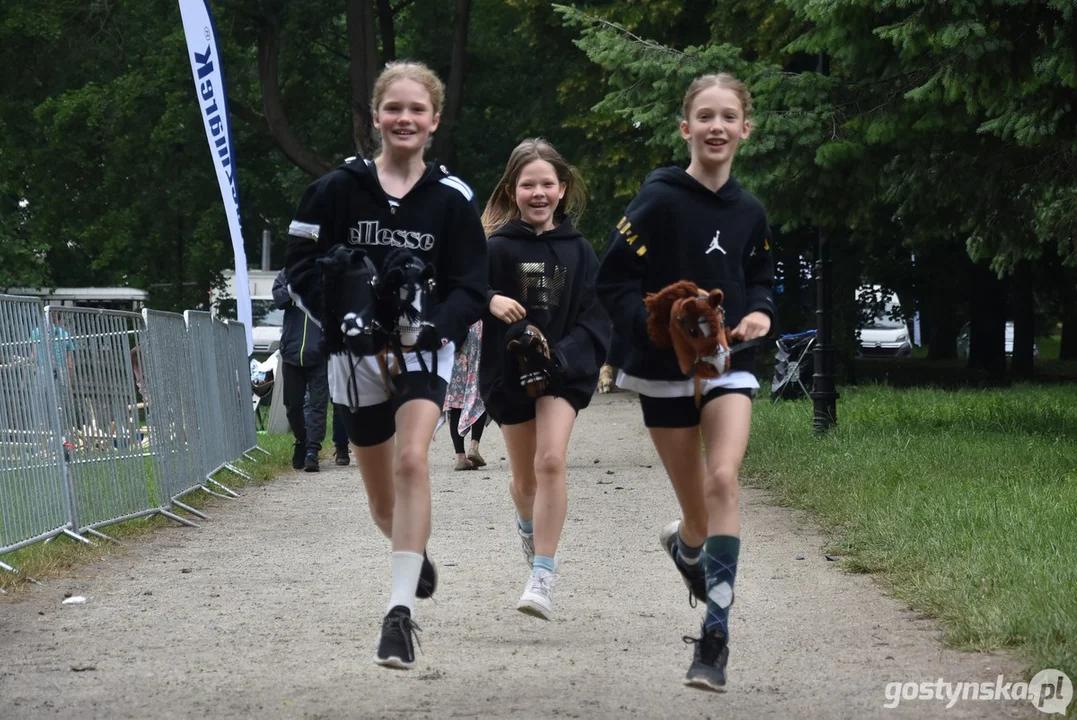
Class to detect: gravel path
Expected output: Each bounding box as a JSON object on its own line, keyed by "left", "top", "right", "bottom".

{"left": 0, "top": 391, "right": 1033, "bottom": 719}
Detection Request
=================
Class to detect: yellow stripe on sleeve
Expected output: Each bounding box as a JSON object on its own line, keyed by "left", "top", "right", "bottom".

{"left": 636, "top": 245, "right": 647, "bottom": 257}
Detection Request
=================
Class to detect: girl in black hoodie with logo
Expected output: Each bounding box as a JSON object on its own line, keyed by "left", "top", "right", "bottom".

{"left": 284, "top": 61, "right": 487, "bottom": 672}
{"left": 479, "top": 139, "right": 610, "bottom": 622}
{"left": 596, "top": 74, "right": 776, "bottom": 692}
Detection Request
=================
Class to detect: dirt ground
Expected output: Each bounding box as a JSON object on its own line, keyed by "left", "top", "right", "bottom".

{"left": 0, "top": 391, "right": 1035, "bottom": 719}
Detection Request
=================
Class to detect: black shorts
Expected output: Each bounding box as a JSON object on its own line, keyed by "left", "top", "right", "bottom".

{"left": 487, "top": 387, "right": 589, "bottom": 427}
{"left": 336, "top": 371, "right": 448, "bottom": 447}
{"left": 638, "top": 386, "right": 755, "bottom": 429}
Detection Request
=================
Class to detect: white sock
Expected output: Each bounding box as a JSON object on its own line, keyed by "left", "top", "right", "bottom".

{"left": 387, "top": 551, "right": 424, "bottom": 615}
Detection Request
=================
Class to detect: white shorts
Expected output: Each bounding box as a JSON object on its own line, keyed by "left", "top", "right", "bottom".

{"left": 328, "top": 342, "right": 456, "bottom": 408}
{"left": 615, "top": 369, "right": 759, "bottom": 398}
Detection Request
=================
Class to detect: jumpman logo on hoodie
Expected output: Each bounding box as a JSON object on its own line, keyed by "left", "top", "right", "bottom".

{"left": 706, "top": 229, "right": 726, "bottom": 255}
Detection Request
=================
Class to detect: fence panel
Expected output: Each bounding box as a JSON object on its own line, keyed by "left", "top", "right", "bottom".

{"left": 1, "top": 300, "right": 267, "bottom": 564}
{"left": 212, "top": 319, "right": 242, "bottom": 462}
{"left": 0, "top": 296, "right": 76, "bottom": 557}
{"left": 184, "top": 311, "right": 226, "bottom": 476}
{"left": 45, "top": 306, "right": 166, "bottom": 533}
{"left": 140, "top": 310, "right": 204, "bottom": 503}
{"left": 226, "top": 321, "right": 259, "bottom": 456}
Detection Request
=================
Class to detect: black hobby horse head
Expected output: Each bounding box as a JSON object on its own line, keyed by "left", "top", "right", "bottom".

{"left": 316, "top": 244, "right": 384, "bottom": 356}
{"left": 375, "top": 248, "right": 437, "bottom": 350}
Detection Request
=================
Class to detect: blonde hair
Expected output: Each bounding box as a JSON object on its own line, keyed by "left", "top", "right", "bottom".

{"left": 481, "top": 138, "right": 587, "bottom": 237}
{"left": 372, "top": 60, "right": 445, "bottom": 115}
{"left": 682, "top": 73, "right": 753, "bottom": 120}
{"left": 371, "top": 61, "right": 445, "bottom": 155}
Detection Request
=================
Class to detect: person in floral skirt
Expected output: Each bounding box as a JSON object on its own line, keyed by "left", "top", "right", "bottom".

{"left": 443, "top": 320, "right": 489, "bottom": 470}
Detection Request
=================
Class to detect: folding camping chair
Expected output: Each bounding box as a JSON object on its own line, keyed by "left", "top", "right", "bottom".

{"left": 771, "top": 329, "right": 816, "bottom": 402}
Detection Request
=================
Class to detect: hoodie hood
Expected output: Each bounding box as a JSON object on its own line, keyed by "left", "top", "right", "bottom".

{"left": 646, "top": 166, "right": 744, "bottom": 203}
{"left": 494, "top": 217, "right": 585, "bottom": 243}
{"left": 338, "top": 156, "right": 447, "bottom": 202}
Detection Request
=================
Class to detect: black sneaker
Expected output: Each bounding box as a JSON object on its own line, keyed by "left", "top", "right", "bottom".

{"left": 683, "top": 623, "right": 729, "bottom": 692}
{"left": 659, "top": 520, "right": 706, "bottom": 605}
{"left": 374, "top": 605, "right": 421, "bottom": 670}
{"left": 416, "top": 551, "right": 437, "bottom": 599}
{"left": 304, "top": 452, "right": 320, "bottom": 472}
{"left": 335, "top": 446, "right": 350, "bottom": 466}
{"left": 291, "top": 443, "right": 305, "bottom": 470}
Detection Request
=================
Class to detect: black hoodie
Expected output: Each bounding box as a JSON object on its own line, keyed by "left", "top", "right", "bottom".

{"left": 480, "top": 218, "right": 610, "bottom": 413}
{"left": 596, "top": 167, "right": 776, "bottom": 381}
{"left": 284, "top": 157, "right": 488, "bottom": 351}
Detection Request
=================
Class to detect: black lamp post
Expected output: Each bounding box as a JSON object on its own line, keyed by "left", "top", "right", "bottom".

{"left": 811, "top": 228, "right": 839, "bottom": 431}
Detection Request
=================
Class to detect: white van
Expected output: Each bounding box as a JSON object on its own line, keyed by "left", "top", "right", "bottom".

{"left": 855, "top": 285, "right": 912, "bottom": 357}
{"left": 212, "top": 269, "right": 283, "bottom": 357}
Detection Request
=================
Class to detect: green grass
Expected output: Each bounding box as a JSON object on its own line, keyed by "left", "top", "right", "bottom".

{"left": 743, "top": 384, "right": 1077, "bottom": 685}
{"left": 0, "top": 431, "right": 295, "bottom": 594}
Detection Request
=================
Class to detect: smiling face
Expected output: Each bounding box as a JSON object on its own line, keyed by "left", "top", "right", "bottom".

{"left": 680, "top": 85, "right": 751, "bottom": 171}
{"left": 513, "top": 159, "right": 565, "bottom": 233}
{"left": 373, "top": 78, "right": 440, "bottom": 157}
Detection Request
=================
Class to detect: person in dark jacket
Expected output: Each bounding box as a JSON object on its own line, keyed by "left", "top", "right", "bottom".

{"left": 283, "top": 61, "right": 487, "bottom": 671}
{"left": 479, "top": 138, "right": 610, "bottom": 622}
{"left": 273, "top": 270, "right": 350, "bottom": 471}
{"left": 272, "top": 268, "right": 328, "bottom": 472}
{"left": 596, "top": 74, "right": 775, "bottom": 692}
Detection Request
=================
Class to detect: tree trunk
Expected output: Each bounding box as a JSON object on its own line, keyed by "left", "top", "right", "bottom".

{"left": 347, "top": 0, "right": 379, "bottom": 156}
{"left": 831, "top": 230, "right": 860, "bottom": 384}
{"left": 433, "top": 0, "right": 471, "bottom": 168}
{"left": 257, "top": 19, "right": 334, "bottom": 177}
{"left": 921, "top": 246, "right": 966, "bottom": 360}
{"left": 1060, "top": 273, "right": 1077, "bottom": 360}
{"left": 925, "top": 313, "right": 960, "bottom": 360}
{"left": 176, "top": 213, "right": 185, "bottom": 310}
{"left": 1010, "top": 262, "right": 1036, "bottom": 379}
{"left": 376, "top": 0, "right": 396, "bottom": 61}
{"left": 967, "top": 263, "right": 1008, "bottom": 383}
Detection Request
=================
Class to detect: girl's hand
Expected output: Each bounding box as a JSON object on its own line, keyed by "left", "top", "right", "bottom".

{"left": 489, "top": 294, "right": 526, "bottom": 323}
{"left": 729, "top": 311, "right": 771, "bottom": 342}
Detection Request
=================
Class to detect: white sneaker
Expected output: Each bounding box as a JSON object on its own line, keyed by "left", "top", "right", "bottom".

{"left": 516, "top": 569, "right": 558, "bottom": 621}
{"left": 518, "top": 527, "right": 535, "bottom": 569}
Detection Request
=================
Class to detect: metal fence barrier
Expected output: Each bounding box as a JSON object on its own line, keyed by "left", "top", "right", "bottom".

{"left": 140, "top": 309, "right": 207, "bottom": 520}
{"left": 0, "top": 296, "right": 262, "bottom": 574}
{"left": 184, "top": 311, "right": 242, "bottom": 496}
{"left": 0, "top": 296, "right": 83, "bottom": 571}
{"left": 213, "top": 319, "right": 247, "bottom": 468}
{"left": 228, "top": 321, "right": 264, "bottom": 460}
{"left": 45, "top": 306, "right": 195, "bottom": 539}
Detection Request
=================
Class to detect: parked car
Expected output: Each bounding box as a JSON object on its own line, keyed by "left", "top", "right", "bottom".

{"left": 212, "top": 270, "right": 285, "bottom": 360}
{"left": 856, "top": 286, "right": 912, "bottom": 358}
{"left": 251, "top": 299, "right": 284, "bottom": 356}
{"left": 956, "top": 322, "right": 1038, "bottom": 359}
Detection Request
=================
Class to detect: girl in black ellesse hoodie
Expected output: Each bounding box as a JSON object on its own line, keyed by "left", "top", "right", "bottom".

{"left": 479, "top": 139, "right": 610, "bottom": 623}
{"left": 284, "top": 62, "right": 487, "bottom": 672}
{"left": 596, "top": 74, "right": 776, "bottom": 693}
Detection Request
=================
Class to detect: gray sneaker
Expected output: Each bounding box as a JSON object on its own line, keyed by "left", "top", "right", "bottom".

{"left": 659, "top": 520, "right": 706, "bottom": 605}
{"left": 683, "top": 624, "right": 729, "bottom": 692}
